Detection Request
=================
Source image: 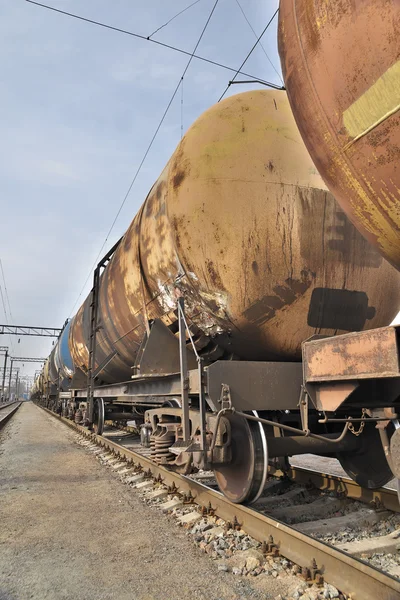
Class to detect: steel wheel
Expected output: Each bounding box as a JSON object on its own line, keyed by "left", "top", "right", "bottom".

{"left": 93, "top": 398, "right": 105, "bottom": 436}
{"left": 213, "top": 412, "right": 267, "bottom": 504}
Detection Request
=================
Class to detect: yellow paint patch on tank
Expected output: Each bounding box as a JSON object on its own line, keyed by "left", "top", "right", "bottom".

{"left": 343, "top": 60, "right": 400, "bottom": 142}
{"left": 315, "top": 4, "right": 328, "bottom": 29}
{"left": 279, "top": 0, "right": 400, "bottom": 268}
{"left": 323, "top": 123, "right": 400, "bottom": 260}
{"left": 337, "top": 157, "right": 400, "bottom": 257}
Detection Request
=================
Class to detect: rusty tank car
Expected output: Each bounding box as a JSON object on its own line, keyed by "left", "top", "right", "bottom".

{"left": 68, "top": 89, "right": 400, "bottom": 385}
{"left": 33, "top": 90, "right": 400, "bottom": 504}
{"left": 278, "top": 0, "right": 400, "bottom": 269}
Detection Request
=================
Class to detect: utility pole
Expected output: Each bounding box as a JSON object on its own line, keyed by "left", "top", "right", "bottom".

{"left": 8, "top": 358, "right": 13, "bottom": 401}
{"left": 15, "top": 370, "right": 19, "bottom": 400}
{"left": 1, "top": 347, "right": 7, "bottom": 402}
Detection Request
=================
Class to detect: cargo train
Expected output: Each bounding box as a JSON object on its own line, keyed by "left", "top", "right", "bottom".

{"left": 33, "top": 32, "right": 400, "bottom": 503}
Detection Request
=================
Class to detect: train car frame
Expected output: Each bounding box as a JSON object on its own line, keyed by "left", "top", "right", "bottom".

{"left": 38, "top": 246, "right": 400, "bottom": 504}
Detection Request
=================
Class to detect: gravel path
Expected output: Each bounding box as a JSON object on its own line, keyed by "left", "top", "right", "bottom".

{"left": 0, "top": 403, "right": 296, "bottom": 600}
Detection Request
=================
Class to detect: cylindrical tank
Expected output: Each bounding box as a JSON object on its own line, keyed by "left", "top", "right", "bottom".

{"left": 69, "top": 90, "right": 400, "bottom": 384}
{"left": 42, "top": 359, "right": 50, "bottom": 391}
{"left": 56, "top": 321, "right": 74, "bottom": 380}
{"left": 278, "top": 0, "right": 400, "bottom": 269}
{"left": 48, "top": 320, "right": 74, "bottom": 384}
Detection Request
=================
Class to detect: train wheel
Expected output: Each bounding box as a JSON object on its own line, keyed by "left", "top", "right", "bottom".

{"left": 93, "top": 398, "right": 105, "bottom": 436}
{"left": 336, "top": 421, "right": 393, "bottom": 489}
{"left": 213, "top": 412, "right": 268, "bottom": 504}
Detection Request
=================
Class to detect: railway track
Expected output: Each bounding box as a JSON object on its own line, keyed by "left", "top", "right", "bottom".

{"left": 41, "top": 406, "right": 400, "bottom": 600}
{"left": 0, "top": 401, "right": 21, "bottom": 429}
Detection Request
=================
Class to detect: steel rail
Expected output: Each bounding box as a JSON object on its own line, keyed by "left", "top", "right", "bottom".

{"left": 40, "top": 406, "right": 400, "bottom": 600}
{"left": 270, "top": 465, "right": 400, "bottom": 514}
{"left": 116, "top": 423, "right": 400, "bottom": 510}
{"left": 0, "top": 402, "right": 21, "bottom": 429}
{"left": 0, "top": 401, "right": 19, "bottom": 409}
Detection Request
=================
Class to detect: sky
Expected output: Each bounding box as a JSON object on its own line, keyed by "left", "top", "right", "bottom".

{"left": 3, "top": 1, "right": 399, "bottom": 385}
{"left": 0, "top": 0, "right": 282, "bottom": 378}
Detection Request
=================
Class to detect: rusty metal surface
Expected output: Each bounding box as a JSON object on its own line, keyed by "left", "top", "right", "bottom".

{"left": 69, "top": 89, "right": 400, "bottom": 384}
{"left": 43, "top": 406, "right": 400, "bottom": 600}
{"left": 278, "top": 0, "right": 400, "bottom": 269}
{"left": 303, "top": 326, "right": 400, "bottom": 382}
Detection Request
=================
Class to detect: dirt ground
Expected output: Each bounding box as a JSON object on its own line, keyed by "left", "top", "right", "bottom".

{"left": 0, "top": 403, "right": 296, "bottom": 600}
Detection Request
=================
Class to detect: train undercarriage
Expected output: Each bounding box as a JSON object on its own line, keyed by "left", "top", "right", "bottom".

{"left": 36, "top": 313, "right": 400, "bottom": 505}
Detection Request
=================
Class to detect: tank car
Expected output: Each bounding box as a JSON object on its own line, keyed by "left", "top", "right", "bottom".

{"left": 278, "top": 0, "right": 400, "bottom": 270}
{"left": 33, "top": 90, "right": 400, "bottom": 503}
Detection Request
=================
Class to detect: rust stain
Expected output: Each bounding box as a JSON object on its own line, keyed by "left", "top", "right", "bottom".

{"left": 172, "top": 170, "right": 186, "bottom": 189}
{"left": 156, "top": 180, "right": 166, "bottom": 200}
{"left": 205, "top": 259, "right": 224, "bottom": 289}
{"left": 303, "top": 326, "right": 399, "bottom": 382}
{"left": 145, "top": 191, "right": 155, "bottom": 217}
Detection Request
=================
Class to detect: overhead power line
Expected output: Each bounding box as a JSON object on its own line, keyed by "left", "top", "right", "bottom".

{"left": 235, "top": 0, "right": 283, "bottom": 85}
{"left": 148, "top": 0, "right": 202, "bottom": 39}
{"left": 25, "top": 0, "right": 282, "bottom": 90}
{"left": 0, "top": 260, "right": 13, "bottom": 322}
{"left": 68, "top": 0, "right": 220, "bottom": 318}
{"left": 0, "top": 260, "right": 14, "bottom": 355}
{"left": 0, "top": 285, "right": 13, "bottom": 354}
{"left": 181, "top": 78, "right": 184, "bottom": 139}
{"left": 0, "top": 285, "right": 8, "bottom": 324}
{"left": 218, "top": 7, "right": 280, "bottom": 102}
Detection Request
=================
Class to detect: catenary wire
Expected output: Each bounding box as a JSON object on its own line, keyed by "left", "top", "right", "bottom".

{"left": 218, "top": 7, "right": 280, "bottom": 102}
{"left": 0, "top": 284, "right": 14, "bottom": 355}
{"left": 235, "top": 0, "right": 283, "bottom": 85}
{"left": 68, "top": 0, "right": 220, "bottom": 318}
{"left": 0, "top": 284, "right": 9, "bottom": 323}
{"left": 25, "top": 1, "right": 282, "bottom": 90}
{"left": 181, "top": 78, "right": 184, "bottom": 139}
{"left": 0, "top": 260, "right": 13, "bottom": 322}
{"left": 0, "top": 260, "right": 15, "bottom": 354}
{"left": 148, "top": 0, "right": 202, "bottom": 39}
